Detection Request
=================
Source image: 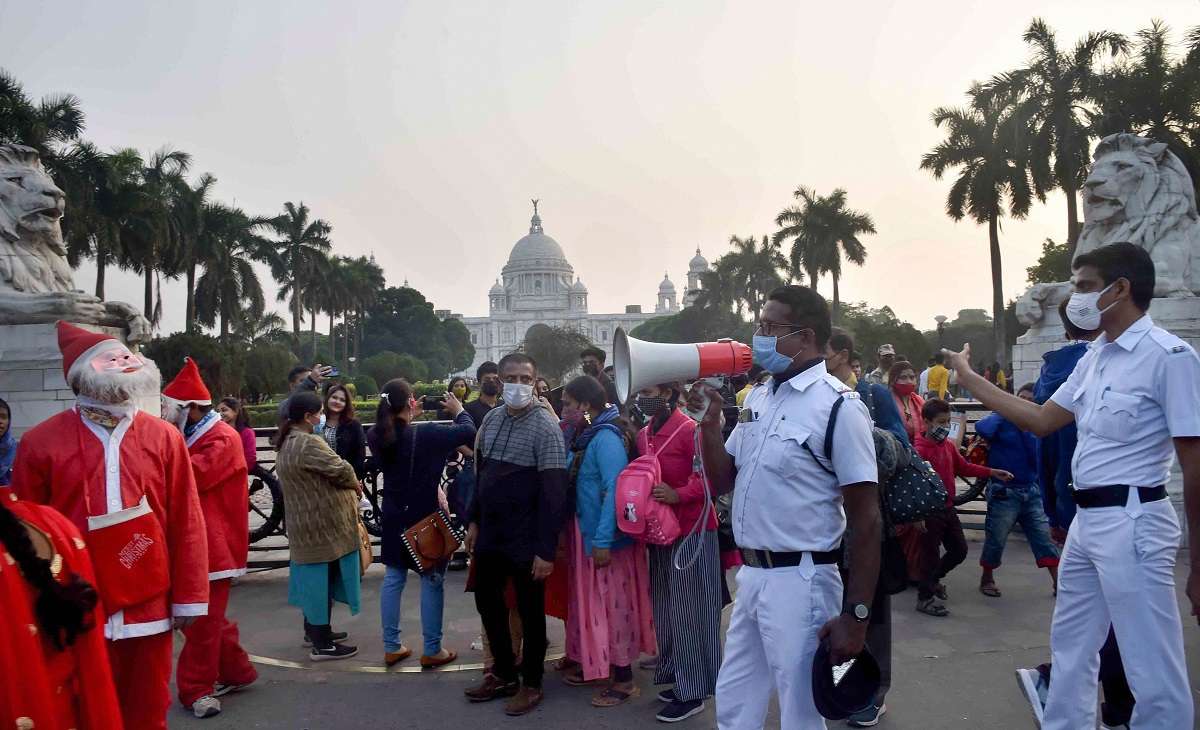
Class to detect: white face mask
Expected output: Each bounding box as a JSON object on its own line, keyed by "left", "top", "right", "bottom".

{"left": 1066, "top": 282, "right": 1116, "bottom": 331}
{"left": 503, "top": 382, "right": 534, "bottom": 409}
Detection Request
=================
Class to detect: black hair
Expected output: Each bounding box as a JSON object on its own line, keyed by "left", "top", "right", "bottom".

{"left": 579, "top": 346, "right": 606, "bottom": 364}
{"left": 1072, "top": 241, "right": 1155, "bottom": 311}
{"left": 1057, "top": 298, "right": 1096, "bottom": 340}
{"left": 287, "top": 365, "right": 311, "bottom": 386}
{"left": 564, "top": 375, "right": 608, "bottom": 412}
{"left": 888, "top": 360, "right": 915, "bottom": 386}
{"left": 748, "top": 364, "right": 765, "bottom": 380}
{"left": 828, "top": 327, "right": 854, "bottom": 356}
{"left": 730, "top": 374, "right": 749, "bottom": 391}
{"left": 499, "top": 352, "right": 538, "bottom": 375}
{"left": 0, "top": 500, "right": 99, "bottom": 650}
{"left": 1018, "top": 382, "right": 1036, "bottom": 395}
{"left": 0, "top": 396, "right": 10, "bottom": 438}
{"left": 921, "top": 398, "right": 951, "bottom": 422}
{"left": 274, "top": 390, "right": 322, "bottom": 449}
{"left": 323, "top": 383, "right": 357, "bottom": 424}
{"left": 850, "top": 351, "right": 862, "bottom": 364}
{"left": 449, "top": 376, "right": 472, "bottom": 399}
{"left": 219, "top": 396, "right": 252, "bottom": 431}
{"left": 934, "top": 352, "right": 945, "bottom": 365}
{"left": 370, "top": 379, "right": 414, "bottom": 450}
{"left": 766, "top": 285, "right": 832, "bottom": 349}
{"left": 475, "top": 361, "right": 499, "bottom": 381}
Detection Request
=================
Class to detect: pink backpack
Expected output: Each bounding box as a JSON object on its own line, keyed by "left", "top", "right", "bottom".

{"left": 616, "top": 419, "right": 690, "bottom": 544}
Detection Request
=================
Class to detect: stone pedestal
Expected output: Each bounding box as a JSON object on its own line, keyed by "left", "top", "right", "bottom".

{"left": 1011, "top": 295, "right": 1200, "bottom": 542}
{"left": 0, "top": 322, "right": 152, "bottom": 436}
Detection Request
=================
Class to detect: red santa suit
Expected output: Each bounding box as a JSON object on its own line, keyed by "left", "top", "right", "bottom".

{"left": 10, "top": 322, "right": 209, "bottom": 730}
{"left": 164, "top": 358, "right": 258, "bottom": 709}
{"left": 1, "top": 493, "right": 124, "bottom": 730}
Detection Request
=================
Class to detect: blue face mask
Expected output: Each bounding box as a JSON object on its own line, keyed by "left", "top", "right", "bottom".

{"left": 753, "top": 334, "right": 797, "bottom": 375}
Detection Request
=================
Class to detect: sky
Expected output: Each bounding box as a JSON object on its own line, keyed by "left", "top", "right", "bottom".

{"left": 3, "top": 1, "right": 1199, "bottom": 336}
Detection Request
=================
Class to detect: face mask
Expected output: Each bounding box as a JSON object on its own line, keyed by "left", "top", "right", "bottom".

{"left": 503, "top": 382, "right": 534, "bottom": 409}
{"left": 637, "top": 396, "right": 668, "bottom": 416}
{"left": 452, "top": 386, "right": 467, "bottom": 399}
{"left": 752, "top": 334, "right": 798, "bottom": 375}
{"left": 929, "top": 425, "right": 950, "bottom": 443}
{"left": 893, "top": 383, "right": 916, "bottom": 396}
{"left": 1066, "top": 282, "right": 1117, "bottom": 331}
{"left": 481, "top": 380, "right": 501, "bottom": 397}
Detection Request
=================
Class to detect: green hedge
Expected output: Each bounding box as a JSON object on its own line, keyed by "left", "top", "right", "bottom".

{"left": 246, "top": 381, "right": 454, "bottom": 427}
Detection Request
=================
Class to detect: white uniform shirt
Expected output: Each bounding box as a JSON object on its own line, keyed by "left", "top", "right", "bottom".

{"left": 1049, "top": 315, "right": 1200, "bottom": 489}
{"left": 724, "top": 360, "right": 878, "bottom": 553}
{"left": 919, "top": 368, "right": 930, "bottom": 396}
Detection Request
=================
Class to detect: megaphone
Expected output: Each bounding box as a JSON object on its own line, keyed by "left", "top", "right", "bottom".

{"left": 613, "top": 328, "right": 753, "bottom": 403}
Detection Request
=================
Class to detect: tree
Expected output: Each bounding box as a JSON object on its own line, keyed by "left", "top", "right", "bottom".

{"left": 243, "top": 342, "right": 298, "bottom": 401}
{"left": 143, "top": 332, "right": 245, "bottom": 397}
{"left": 175, "top": 173, "right": 217, "bottom": 331}
{"left": 774, "top": 186, "right": 875, "bottom": 319}
{"left": 978, "top": 20, "right": 1126, "bottom": 253}
{"left": 632, "top": 303, "right": 752, "bottom": 344}
{"left": 194, "top": 203, "right": 273, "bottom": 338}
{"left": 1026, "top": 237, "right": 1073, "bottom": 284}
{"left": 921, "top": 90, "right": 1035, "bottom": 368}
{"left": 715, "top": 235, "right": 788, "bottom": 322}
{"left": 265, "top": 201, "right": 332, "bottom": 335}
{"left": 362, "top": 350, "right": 428, "bottom": 386}
{"left": 130, "top": 147, "right": 192, "bottom": 327}
{"left": 231, "top": 310, "right": 288, "bottom": 345}
{"left": 0, "top": 69, "right": 84, "bottom": 170}
{"left": 839, "top": 303, "right": 931, "bottom": 368}
{"left": 360, "top": 285, "right": 472, "bottom": 379}
{"left": 519, "top": 324, "right": 594, "bottom": 384}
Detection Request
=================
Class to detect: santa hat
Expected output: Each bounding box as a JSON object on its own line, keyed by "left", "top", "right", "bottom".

{"left": 162, "top": 357, "right": 212, "bottom": 406}
{"left": 57, "top": 321, "right": 122, "bottom": 380}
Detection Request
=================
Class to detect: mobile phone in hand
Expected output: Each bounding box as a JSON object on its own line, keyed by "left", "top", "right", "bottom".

{"left": 420, "top": 395, "right": 444, "bottom": 411}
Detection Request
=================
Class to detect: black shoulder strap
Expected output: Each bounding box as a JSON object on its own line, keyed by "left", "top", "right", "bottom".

{"left": 802, "top": 392, "right": 846, "bottom": 476}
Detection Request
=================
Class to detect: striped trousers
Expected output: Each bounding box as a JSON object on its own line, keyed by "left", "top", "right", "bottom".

{"left": 649, "top": 529, "right": 723, "bottom": 702}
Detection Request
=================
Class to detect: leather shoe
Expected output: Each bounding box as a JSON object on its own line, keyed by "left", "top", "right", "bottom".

{"left": 420, "top": 648, "right": 458, "bottom": 669}
{"left": 384, "top": 647, "right": 412, "bottom": 667}
{"left": 464, "top": 674, "right": 519, "bottom": 703}
{"left": 505, "top": 686, "right": 544, "bottom": 716}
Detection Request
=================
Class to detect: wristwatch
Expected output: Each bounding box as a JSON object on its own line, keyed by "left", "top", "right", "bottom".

{"left": 846, "top": 603, "right": 870, "bottom": 623}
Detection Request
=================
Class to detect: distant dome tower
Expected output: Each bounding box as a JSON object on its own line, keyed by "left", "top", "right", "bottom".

{"left": 684, "top": 248, "right": 709, "bottom": 307}
{"left": 570, "top": 277, "right": 589, "bottom": 312}
{"left": 656, "top": 272, "right": 677, "bottom": 313}
{"left": 489, "top": 278, "right": 507, "bottom": 313}
{"left": 501, "top": 199, "right": 575, "bottom": 312}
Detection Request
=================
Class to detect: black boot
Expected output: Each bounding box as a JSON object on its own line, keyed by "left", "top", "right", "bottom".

{"left": 308, "top": 624, "right": 358, "bottom": 661}
{"left": 303, "top": 619, "right": 348, "bottom": 647}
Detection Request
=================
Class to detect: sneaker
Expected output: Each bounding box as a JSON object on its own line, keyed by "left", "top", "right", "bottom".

{"left": 310, "top": 643, "right": 359, "bottom": 661}
{"left": 1015, "top": 667, "right": 1048, "bottom": 725}
{"left": 656, "top": 699, "right": 705, "bottom": 723}
{"left": 846, "top": 702, "right": 886, "bottom": 727}
{"left": 464, "top": 674, "right": 520, "bottom": 703}
{"left": 657, "top": 688, "right": 677, "bottom": 703}
{"left": 504, "top": 686, "right": 545, "bottom": 716}
{"left": 303, "top": 630, "right": 348, "bottom": 647}
{"left": 191, "top": 695, "right": 221, "bottom": 719}
{"left": 212, "top": 681, "right": 253, "bottom": 697}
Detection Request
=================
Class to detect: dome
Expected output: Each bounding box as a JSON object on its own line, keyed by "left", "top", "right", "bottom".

{"left": 658, "top": 273, "right": 676, "bottom": 292}
{"left": 489, "top": 279, "right": 505, "bottom": 295}
{"left": 502, "top": 201, "right": 573, "bottom": 275}
{"left": 689, "top": 248, "right": 709, "bottom": 271}
{"left": 571, "top": 277, "right": 588, "bottom": 293}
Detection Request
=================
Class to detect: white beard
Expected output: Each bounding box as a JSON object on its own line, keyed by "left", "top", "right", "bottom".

{"left": 72, "top": 358, "right": 162, "bottom": 405}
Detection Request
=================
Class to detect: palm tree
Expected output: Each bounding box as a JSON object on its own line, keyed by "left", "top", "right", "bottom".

{"left": 340, "top": 255, "right": 385, "bottom": 368}
{"left": 921, "top": 90, "right": 1035, "bottom": 367}
{"left": 175, "top": 173, "right": 217, "bottom": 332}
{"left": 194, "top": 203, "right": 273, "bottom": 339}
{"left": 774, "top": 187, "right": 875, "bottom": 319}
{"left": 231, "top": 310, "right": 288, "bottom": 345}
{"left": 0, "top": 69, "right": 84, "bottom": 163}
{"left": 265, "top": 201, "right": 332, "bottom": 335}
{"left": 978, "top": 19, "right": 1126, "bottom": 254}
{"left": 725, "top": 235, "right": 788, "bottom": 322}
{"left": 123, "top": 147, "right": 191, "bottom": 326}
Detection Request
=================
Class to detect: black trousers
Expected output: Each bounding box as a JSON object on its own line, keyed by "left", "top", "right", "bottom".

{"left": 473, "top": 551, "right": 548, "bottom": 688}
{"left": 917, "top": 507, "right": 968, "bottom": 600}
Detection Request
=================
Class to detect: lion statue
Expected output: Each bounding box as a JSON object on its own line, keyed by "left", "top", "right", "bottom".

{"left": 0, "top": 144, "right": 148, "bottom": 340}
{"left": 1076, "top": 133, "right": 1200, "bottom": 298}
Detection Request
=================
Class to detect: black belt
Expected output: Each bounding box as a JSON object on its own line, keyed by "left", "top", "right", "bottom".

{"left": 739, "top": 546, "right": 842, "bottom": 569}
{"left": 1075, "top": 485, "right": 1166, "bottom": 509}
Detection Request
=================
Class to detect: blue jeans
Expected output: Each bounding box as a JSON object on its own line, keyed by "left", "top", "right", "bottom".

{"left": 380, "top": 563, "right": 446, "bottom": 656}
{"left": 980, "top": 481, "right": 1060, "bottom": 570}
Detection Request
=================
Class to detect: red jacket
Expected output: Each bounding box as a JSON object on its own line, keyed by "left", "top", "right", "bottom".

{"left": 637, "top": 409, "right": 717, "bottom": 532}
{"left": 12, "top": 409, "right": 209, "bottom": 639}
{"left": 915, "top": 433, "right": 991, "bottom": 506}
{"left": 187, "top": 419, "right": 249, "bottom": 580}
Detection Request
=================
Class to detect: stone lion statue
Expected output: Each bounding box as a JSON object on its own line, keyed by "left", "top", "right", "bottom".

{"left": 0, "top": 144, "right": 148, "bottom": 340}
{"left": 1076, "top": 132, "right": 1200, "bottom": 298}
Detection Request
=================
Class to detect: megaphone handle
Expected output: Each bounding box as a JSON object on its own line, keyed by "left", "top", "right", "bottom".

{"left": 685, "top": 391, "right": 710, "bottom": 423}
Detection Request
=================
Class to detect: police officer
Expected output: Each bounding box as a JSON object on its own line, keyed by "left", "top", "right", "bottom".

{"left": 691, "top": 285, "right": 881, "bottom": 729}
{"left": 945, "top": 243, "right": 1200, "bottom": 729}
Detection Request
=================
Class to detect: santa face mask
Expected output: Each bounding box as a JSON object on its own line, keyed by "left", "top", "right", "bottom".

{"left": 90, "top": 346, "right": 144, "bottom": 374}
{"left": 74, "top": 346, "right": 161, "bottom": 405}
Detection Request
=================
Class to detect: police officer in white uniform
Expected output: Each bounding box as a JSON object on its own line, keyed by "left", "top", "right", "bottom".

{"left": 944, "top": 243, "right": 1200, "bottom": 729}
{"left": 691, "top": 285, "right": 881, "bottom": 729}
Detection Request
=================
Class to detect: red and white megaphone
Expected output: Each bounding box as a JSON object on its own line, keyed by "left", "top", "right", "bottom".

{"left": 613, "top": 328, "right": 753, "bottom": 403}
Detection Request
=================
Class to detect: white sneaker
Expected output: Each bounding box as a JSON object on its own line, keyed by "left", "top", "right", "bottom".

{"left": 1015, "top": 668, "right": 1047, "bottom": 727}
{"left": 192, "top": 695, "right": 221, "bottom": 719}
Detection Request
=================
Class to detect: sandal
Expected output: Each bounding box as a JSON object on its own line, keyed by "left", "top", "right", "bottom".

{"left": 591, "top": 685, "right": 641, "bottom": 708}
{"left": 916, "top": 598, "right": 949, "bottom": 617}
{"left": 979, "top": 582, "right": 1002, "bottom": 598}
{"left": 554, "top": 657, "right": 581, "bottom": 672}
{"left": 563, "top": 668, "right": 602, "bottom": 687}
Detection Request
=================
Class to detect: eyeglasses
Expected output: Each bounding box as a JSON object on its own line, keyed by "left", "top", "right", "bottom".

{"left": 755, "top": 321, "right": 808, "bottom": 337}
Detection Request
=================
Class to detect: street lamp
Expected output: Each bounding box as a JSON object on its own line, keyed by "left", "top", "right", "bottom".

{"left": 934, "top": 315, "right": 948, "bottom": 349}
{"left": 348, "top": 356, "right": 357, "bottom": 375}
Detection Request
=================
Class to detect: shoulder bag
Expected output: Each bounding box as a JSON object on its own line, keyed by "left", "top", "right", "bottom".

{"left": 399, "top": 426, "right": 464, "bottom": 573}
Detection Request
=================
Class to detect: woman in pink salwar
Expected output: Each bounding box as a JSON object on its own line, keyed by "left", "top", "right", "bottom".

{"left": 559, "top": 376, "right": 656, "bottom": 708}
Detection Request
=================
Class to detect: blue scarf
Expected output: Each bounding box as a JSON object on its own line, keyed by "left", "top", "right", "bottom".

{"left": 184, "top": 410, "right": 218, "bottom": 440}
{"left": 572, "top": 405, "right": 622, "bottom": 453}
{"left": 0, "top": 431, "right": 16, "bottom": 486}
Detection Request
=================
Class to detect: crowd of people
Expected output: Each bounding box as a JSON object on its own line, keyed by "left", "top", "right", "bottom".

{"left": 1, "top": 241, "right": 1198, "bottom": 729}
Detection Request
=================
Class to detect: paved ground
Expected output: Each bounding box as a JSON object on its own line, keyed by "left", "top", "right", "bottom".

{"left": 172, "top": 531, "right": 1200, "bottom": 729}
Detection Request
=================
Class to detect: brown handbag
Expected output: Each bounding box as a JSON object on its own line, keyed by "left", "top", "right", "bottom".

{"left": 398, "top": 426, "right": 464, "bottom": 573}
{"left": 357, "top": 518, "right": 373, "bottom": 577}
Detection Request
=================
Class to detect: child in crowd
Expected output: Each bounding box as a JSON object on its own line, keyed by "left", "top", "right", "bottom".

{"left": 913, "top": 399, "right": 1012, "bottom": 617}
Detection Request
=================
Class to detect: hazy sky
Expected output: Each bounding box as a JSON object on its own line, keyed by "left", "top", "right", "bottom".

{"left": 4, "top": 1, "right": 1199, "bottom": 336}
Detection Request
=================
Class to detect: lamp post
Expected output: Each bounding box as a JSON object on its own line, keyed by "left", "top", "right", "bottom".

{"left": 935, "top": 315, "right": 948, "bottom": 349}
{"left": 348, "top": 356, "right": 357, "bottom": 376}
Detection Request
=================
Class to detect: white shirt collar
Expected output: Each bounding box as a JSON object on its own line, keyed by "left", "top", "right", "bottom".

{"left": 1091, "top": 313, "right": 1154, "bottom": 352}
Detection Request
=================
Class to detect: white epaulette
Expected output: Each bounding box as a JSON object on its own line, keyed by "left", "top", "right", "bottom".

{"left": 821, "top": 375, "right": 861, "bottom": 399}
{"left": 1148, "top": 327, "right": 1195, "bottom": 356}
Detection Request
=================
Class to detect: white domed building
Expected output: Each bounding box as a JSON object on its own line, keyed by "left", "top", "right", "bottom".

{"left": 454, "top": 202, "right": 709, "bottom": 376}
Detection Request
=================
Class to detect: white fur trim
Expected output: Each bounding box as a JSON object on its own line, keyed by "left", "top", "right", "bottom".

{"left": 104, "top": 610, "right": 171, "bottom": 640}
{"left": 85, "top": 494, "right": 151, "bottom": 530}
{"left": 172, "top": 603, "right": 208, "bottom": 617}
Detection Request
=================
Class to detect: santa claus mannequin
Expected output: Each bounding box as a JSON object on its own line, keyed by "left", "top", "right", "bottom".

{"left": 162, "top": 357, "right": 257, "bottom": 719}
{"left": 11, "top": 322, "right": 209, "bottom": 730}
